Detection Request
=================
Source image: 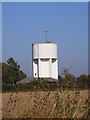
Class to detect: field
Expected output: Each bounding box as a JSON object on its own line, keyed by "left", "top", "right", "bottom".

{"left": 2, "top": 90, "right": 90, "bottom": 118}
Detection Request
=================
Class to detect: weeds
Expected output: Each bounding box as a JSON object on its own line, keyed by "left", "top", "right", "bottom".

{"left": 2, "top": 79, "right": 90, "bottom": 118}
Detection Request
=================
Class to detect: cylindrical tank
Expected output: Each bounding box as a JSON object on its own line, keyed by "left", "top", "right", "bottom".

{"left": 32, "top": 43, "right": 57, "bottom": 59}
{"left": 32, "top": 43, "right": 58, "bottom": 80}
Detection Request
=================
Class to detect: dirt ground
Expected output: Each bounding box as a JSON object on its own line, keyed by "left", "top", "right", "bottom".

{"left": 2, "top": 90, "right": 90, "bottom": 118}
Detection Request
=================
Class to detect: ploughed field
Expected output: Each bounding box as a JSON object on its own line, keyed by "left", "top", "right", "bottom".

{"left": 2, "top": 90, "right": 90, "bottom": 118}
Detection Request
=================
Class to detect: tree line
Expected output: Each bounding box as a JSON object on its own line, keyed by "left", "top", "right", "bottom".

{"left": 58, "top": 73, "right": 89, "bottom": 90}
{"left": 1, "top": 57, "right": 89, "bottom": 92}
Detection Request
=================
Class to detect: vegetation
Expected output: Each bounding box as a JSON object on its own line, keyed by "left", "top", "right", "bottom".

{"left": 2, "top": 57, "right": 89, "bottom": 88}
{"left": 59, "top": 74, "right": 89, "bottom": 91}
{"left": 2, "top": 57, "right": 90, "bottom": 118}
{"left": 2, "top": 57, "right": 26, "bottom": 85}
{"left": 2, "top": 83, "right": 90, "bottom": 118}
{"left": 2, "top": 57, "right": 89, "bottom": 92}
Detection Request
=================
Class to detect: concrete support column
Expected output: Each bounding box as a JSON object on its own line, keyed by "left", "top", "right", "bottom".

{"left": 50, "top": 58, "right": 52, "bottom": 78}
{"left": 38, "top": 58, "right": 40, "bottom": 78}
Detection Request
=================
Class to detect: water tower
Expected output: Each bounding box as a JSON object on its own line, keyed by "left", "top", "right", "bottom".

{"left": 32, "top": 32, "right": 58, "bottom": 80}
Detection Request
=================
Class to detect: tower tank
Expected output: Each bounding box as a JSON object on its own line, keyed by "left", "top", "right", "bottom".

{"left": 32, "top": 43, "right": 58, "bottom": 80}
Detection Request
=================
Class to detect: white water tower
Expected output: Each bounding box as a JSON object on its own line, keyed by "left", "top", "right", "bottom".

{"left": 32, "top": 42, "right": 58, "bottom": 80}
{"left": 32, "top": 31, "right": 58, "bottom": 80}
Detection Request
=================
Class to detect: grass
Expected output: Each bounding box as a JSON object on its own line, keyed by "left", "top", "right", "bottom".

{"left": 2, "top": 82, "right": 90, "bottom": 118}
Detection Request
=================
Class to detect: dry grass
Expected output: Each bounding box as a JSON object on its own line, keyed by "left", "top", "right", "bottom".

{"left": 2, "top": 90, "right": 90, "bottom": 118}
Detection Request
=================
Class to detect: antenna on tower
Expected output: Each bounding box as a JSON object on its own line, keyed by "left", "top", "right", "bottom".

{"left": 44, "top": 30, "right": 49, "bottom": 43}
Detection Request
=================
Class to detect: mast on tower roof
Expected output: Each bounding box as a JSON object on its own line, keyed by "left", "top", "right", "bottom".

{"left": 44, "top": 30, "right": 49, "bottom": 43}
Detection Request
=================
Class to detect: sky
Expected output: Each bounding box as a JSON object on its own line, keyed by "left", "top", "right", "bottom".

{"left": 2, "top": 2, "right": 88, "bottom": 77}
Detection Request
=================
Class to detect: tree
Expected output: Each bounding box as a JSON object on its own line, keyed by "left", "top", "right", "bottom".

{"left": 77, "top": 74, "right": 88, "bottom": 89}
{"left": 58, "top": 74, "right": 76, "bottom": 90}
{"left": 2, "top": 57, "right": 26, "bottom": 84}
{"left": 88, "top": 75, "right": 90, "bottom": 88}
{"left": 7, "top": 57, "right": 20, "bottom": 70}
{"left": 2, "top": 63, "right": 9, "bottom": 84}
{"left": 64, "top": 74, "right": 76, "bottom": 89}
